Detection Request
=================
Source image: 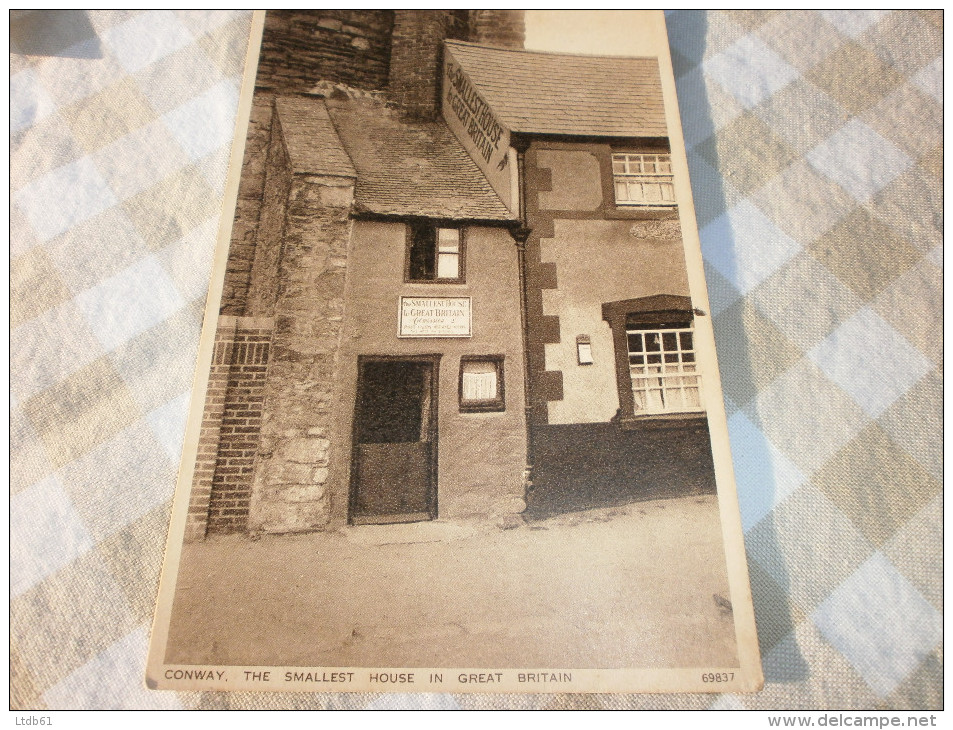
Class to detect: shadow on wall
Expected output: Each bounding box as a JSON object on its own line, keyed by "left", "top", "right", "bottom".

{"left": 526, "top": 423, "right": 717, "bottom": 521}
{"left": 11, "top": 10, "right": 104, "bottom": 59}
{"left": 665, "top": 10, "right": 807, "bottom": 682}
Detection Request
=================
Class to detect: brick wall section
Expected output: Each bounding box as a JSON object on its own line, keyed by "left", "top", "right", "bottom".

{"left": 184, "top": 322, "right": 233, "bottom": 542}
{"left": 389, "top": 10, "right": 469, "bottom": 121}
{"left": 205, "top": 323, "right": 273, "bottom": 534}
{"left": 185, "top": 317, "right": 274, "bottom": 541}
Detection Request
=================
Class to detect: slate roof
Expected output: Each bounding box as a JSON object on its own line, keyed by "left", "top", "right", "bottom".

{"left": 273, "top": 95, "right": 513, "bottom": 221}
{"left": 325, "top": 97, "right": 514, "bottom": 221}
{"left": 445, "top": 40, "right": 667, "bottom": 138}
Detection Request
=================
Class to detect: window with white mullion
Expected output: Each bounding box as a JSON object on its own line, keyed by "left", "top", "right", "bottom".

{"left": 436, "top": 227, "right": 461, "bottom": 279}
{"left": 612, "top": 153, "right": 676, "bottom": 207}
{"left": 626, "top": 326, "right": 702, "bottom": 414}
{"left": 408, "top": 223, "right": 465, "bottom": 282}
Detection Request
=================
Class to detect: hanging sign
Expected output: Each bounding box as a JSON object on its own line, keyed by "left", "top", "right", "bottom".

{"left": 442, "top": 49, "right": 514, "bottom": 211}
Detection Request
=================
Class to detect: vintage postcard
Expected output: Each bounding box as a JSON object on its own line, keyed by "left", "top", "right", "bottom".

{"left": 147, "top": 10, "right": 763, "bottom": 694}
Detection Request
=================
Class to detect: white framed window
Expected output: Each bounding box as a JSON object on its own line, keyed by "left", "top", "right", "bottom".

{"left": 407, "top": 223, "right": 464, "bottom": 282}
{"left": 436, "top": 228, "right": 461, "bottom": 279}
{"left": 626, "top": 324, "right": 702, "bottom": 415}
{"left": 612, "top": 153, "right": 675, "bottom": 207}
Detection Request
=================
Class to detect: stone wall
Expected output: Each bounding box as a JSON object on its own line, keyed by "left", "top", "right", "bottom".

{"left": 257, "top": 10, "right": 394, "bottom": 95}
{"left": 245, "top": 102, "right": 293, "bottom": 316}
{"left": 221, "top": 11, "right": 393, "bottom": 316}
{"left": 246, "top": 172, "right": 355, "bottom": 534}
{"left": 221, "top": 101, "right": 274, "bottom": 316}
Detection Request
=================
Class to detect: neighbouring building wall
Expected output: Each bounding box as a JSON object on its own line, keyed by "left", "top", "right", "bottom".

{"left": 328, "top": 221, "right": 528, "bottom": 524}
{"left": 541, "top": 216, "right": 689, "bottom": 424}
{"left": 521, "top": 139, "right": 714, "bottom": 514}
{"left": 523, "top": 140, "right": 689, "bottom": 426}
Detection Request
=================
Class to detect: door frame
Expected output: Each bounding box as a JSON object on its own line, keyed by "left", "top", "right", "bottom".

{"left": 348, "top": 354, "right": 441, "bottom": 525}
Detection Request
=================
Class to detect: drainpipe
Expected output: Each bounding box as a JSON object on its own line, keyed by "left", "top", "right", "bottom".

{"left": 512, "top": 137, "right": 534, "bottom": 500}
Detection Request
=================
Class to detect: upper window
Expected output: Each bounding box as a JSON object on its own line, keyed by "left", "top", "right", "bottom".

{"left": 626, "top": 317, "right": 702, "bottom": 415}
{"left": 407, "top": 222, "right": 464, "bottom": 282}
{"left": 612, "top": 153, "right": 675, "bottom": 207}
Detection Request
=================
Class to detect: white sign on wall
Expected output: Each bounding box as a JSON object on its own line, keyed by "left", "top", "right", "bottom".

{"left": 398, "top": 296, "right": 472, "bottom": 338}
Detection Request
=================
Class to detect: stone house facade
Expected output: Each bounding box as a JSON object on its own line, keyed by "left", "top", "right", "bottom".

{"left": 185, "top": 10, "right": 714, "bottom": 541}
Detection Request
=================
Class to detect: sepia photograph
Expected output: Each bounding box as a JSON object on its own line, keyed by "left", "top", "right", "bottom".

{"left": 12, "top": 8, "right": 940, "bottom": 711}
{"left": 146, "top": 9, "right": 762, "bottom": 694}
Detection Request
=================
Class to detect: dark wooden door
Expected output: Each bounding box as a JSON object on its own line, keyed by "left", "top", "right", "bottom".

{"left": 350, "top": 359, "right": 437, "bottom": 524}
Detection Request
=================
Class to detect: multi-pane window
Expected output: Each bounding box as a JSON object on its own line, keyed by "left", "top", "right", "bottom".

{"left": 612, "top": 153, "right": 675, "bottom": 207}
{"left": 626, "top": 323, "right": 702, "bottom": 414}
{"left": 408, "top": 222, "right": 464, "bottom": 282}
{"left": 459, "top": 356, "right": 504, "bottom": 412}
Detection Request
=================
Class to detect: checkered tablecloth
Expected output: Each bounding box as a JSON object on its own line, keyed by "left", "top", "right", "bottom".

{"left": 10, "top": 10, "right": 942, "bottom": 710}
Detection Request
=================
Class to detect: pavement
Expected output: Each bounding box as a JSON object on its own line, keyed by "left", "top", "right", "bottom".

{"left": 164, "top": 494, "right": 738, "bottom": 669}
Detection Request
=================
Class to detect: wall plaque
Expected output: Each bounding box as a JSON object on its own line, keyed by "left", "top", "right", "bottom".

{"left": 398, "top": 296, "right": 472, "bottom": 338}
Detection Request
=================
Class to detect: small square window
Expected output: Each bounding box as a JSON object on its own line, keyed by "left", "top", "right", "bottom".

{"left": 612, "top": 153, "right": 676, "bottom": 207}
{"left": 407, "top": 222, "right": 465, "bottom": 282}
{"left": 459, "top": 356, "right": 504, "bottom": 412}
